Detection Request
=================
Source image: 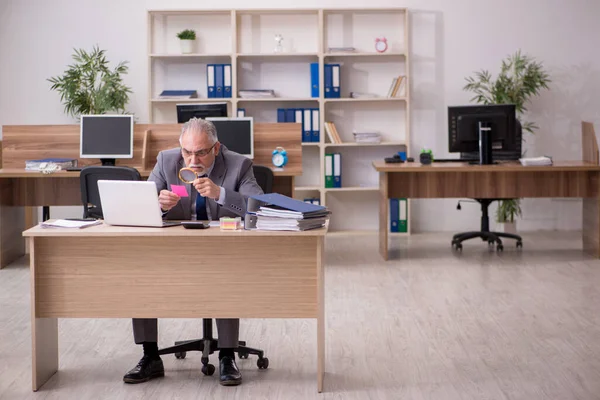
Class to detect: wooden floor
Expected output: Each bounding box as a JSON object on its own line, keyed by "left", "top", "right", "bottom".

{"left": 2, "top": 232, "right": 600, "bottom": 399}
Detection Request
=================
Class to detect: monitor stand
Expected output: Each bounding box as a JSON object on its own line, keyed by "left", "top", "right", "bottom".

{"left": 468, "top": 121, "right": 496, "bottom": 165}
{"left": 101, "top": 158, "right": 116, "bottom": 166}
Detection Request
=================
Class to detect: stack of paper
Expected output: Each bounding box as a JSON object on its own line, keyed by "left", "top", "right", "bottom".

{"left": 41, "top": 219, "right": 102, "bottom": 229}
{"left": 238, "top": 89, "right": 275, "bottom": 98}
{"left": 353, "top": 131, "right": 381, "bottom": 144}
{"left": 246, "top": 193, "right": 330, "bottom": 232}
{"left": 519, "top": 156, "right": 553, "bottom": 166}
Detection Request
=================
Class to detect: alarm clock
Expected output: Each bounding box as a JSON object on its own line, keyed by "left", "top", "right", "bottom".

{"left": 272, "top": 146, "right": 288, "bottom": 168}
{"left": 375, "top": 37, "right": 388, "bottom": 53}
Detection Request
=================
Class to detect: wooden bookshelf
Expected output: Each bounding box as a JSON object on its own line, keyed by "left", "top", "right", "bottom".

{"left": 147, "top": 8, "right": 411, "bottom": 234}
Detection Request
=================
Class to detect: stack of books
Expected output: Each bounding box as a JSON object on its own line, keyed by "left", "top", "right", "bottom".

{"left": 386, "top": 76, "right": 406, "bottom": 97}
{"left": 353, "top": 131, "right": 381, "bottom": 144}
{"left": 238, "top": 89, "right": 275, "bottom": 99}
{"left": 245, "top": 193, "right": 330, "bottom": 232}
{"left": 324, "top": 122, "right": 343, "bottom": 144}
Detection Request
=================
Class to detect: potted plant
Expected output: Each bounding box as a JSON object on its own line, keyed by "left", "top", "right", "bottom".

{"left": 463, "top": 49, "right": 551, "bottom": 232}
{"left": 48, "top": 46, "right": 132, "bottom": 118}
{"left": 177, "top": 29, "right": 196, "bottom": 54}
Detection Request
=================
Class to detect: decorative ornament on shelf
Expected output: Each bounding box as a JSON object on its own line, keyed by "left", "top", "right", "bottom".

{"left": 274, "top": 34, "right": 284, "bottom": 53}
{"left": 272, "top": 146, "right": 288, "bottom": 168}
{"left": 177, "top": 29, "right": 196, "bottom": 54}
{"left": 375, "top": 37, "right": 388, "bottom": 53}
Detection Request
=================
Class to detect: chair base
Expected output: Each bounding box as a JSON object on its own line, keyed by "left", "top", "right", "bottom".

{"left": 157, "top": 319, "right": 269, "bottom": 375}
{"left": 452, "top": 230, "right": 523, "bottom": 252}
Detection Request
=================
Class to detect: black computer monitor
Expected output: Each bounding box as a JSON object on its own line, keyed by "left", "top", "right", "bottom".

{"left": 80, "top": 115, "right": 134, "bottom": 166}
{"left": 176, "top": 103, "right": 228, "bottom": 123}
{"left": 448, "top": 104, "right": 519, "bottom": 165}
{"left": 206, "top": 117, "right": 254, "bottom": 159}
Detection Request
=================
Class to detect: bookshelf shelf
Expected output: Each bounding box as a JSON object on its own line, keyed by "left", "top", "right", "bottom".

{"left": 148, "top": 7, "right": 411, "bottom": 234}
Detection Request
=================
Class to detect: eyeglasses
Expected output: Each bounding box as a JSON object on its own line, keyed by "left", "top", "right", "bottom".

{"left": 181, "top": 143, "right": 216, "bottom": 158}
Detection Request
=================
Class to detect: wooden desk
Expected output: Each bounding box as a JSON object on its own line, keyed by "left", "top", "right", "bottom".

{"left": 23, "top": 223, "right": 327, "bottom": 392}
{"left": 373, "top": 160, "right": 600, "bottom": 260}
{"left": 0, "top": 122, "right": 302, "bottom": 269}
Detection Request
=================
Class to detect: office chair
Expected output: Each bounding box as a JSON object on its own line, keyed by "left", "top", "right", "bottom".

{"left": 79, "top": 166, "right": 142, "bottom": 218}
{"left": 451, "top": 199, "right": 523, "bottom": 252}
{"left": 158, "top": 165, "right": 274, "bottom": 375}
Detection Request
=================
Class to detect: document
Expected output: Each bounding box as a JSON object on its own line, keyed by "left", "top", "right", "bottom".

{"left": 41, "top": 219, "right": 103, "bottom": 229}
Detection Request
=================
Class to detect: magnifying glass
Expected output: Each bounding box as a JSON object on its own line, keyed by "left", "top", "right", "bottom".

{"left": 178, "top": 167, "right": 207, "bottom": 184}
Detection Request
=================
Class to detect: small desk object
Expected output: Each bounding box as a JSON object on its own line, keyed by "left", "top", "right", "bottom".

{"left": 23, "top": 223, "right": 327, "bottom": 392}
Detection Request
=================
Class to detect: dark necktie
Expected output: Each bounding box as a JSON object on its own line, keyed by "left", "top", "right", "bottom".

{"left": 196, "top": 193, "right": 208, "bottom": 221}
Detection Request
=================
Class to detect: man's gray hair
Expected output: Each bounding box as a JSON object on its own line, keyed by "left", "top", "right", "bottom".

{"left": 179, "top": 117, "right": 218, "bottom": 144}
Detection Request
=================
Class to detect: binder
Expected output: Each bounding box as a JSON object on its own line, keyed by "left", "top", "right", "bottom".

{"left": 390, "top": 199, "right": 399, "bottom": 232}
{"left": 325, "top": 153, "right": 334, "bottom": 188}
{"left": 285, "top": 108, "right": 296, "bottom": 123}
{"left": 333, "top": 153, "right": 341, "bottom": 188}
{"left": 304, "top": 198, "right": 313, "bottom": 204}
{"left": 303, "top": 108, "right": 312, "bottom": 143}
{"left": 310, "top": 62, "right": 319, "bottom": 98}
{"left": 247, "top": 193, "right": 327, "bottom": 214}
{"left": 215, "top": 64, "right": 224, "bottom": 98}
{"left": 311, "top": 108, "right": 320, "bottom": 142}
{"left": 207, "top": 64, "right": 216, "bottom": 98}
{"left": 277, "top": 108, "right": 286, "bottom": 123}
{"left": 312, "top": 198, "right": 320, "bottom": 206}
{"left": 331, "top": 64, "right": 340, "bottom": 98}
{"left": 223, "top": 64, "right": 232, "bottom": 98}
{"left": 324, "top": 64, "right": 332, "bottom": 98}
{"left": 399, "top": 198, "right": 408, "bottom": 233}
{"left": 237, "top": 108, "right": 245, "bottom": 117}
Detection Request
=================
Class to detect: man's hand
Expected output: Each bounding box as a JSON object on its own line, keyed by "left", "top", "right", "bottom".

{"left": 194, "top": 177, "right": 221, "bottom": 200}
{"left": 158, "top": 190, "right": 181, "bottom": 211}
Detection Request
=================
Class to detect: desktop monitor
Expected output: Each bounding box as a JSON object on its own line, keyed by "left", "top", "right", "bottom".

{"left": 448, "top": 104, "right": 519, "bottom": 164}
{"left": 176, "top": 102, "right": 228, "bottom": 123}
{"left": 206, "top": 117, "right": 254, "bottom": 159}
{"left": 80, "top": 115, "right": 134, "bottom": 166}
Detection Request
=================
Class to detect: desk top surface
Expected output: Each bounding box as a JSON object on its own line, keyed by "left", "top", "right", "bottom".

{"left": 23, "top": 222, "right": 328, "bottom": 237}
{"left": 0, "top": 166, "right": 301, "bottom": 178}
{"left": 372, "top": 160, "right": 600, "bottom": 172}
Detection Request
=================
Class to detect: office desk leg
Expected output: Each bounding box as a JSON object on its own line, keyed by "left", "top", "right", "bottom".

{"left": 0, "top": 204, "right": 25, "bottom": 269}
{"left": 379, "top": 173, "right": 389, "bottom": 260}
{"left": 317, "top": 237, "right": 325, "bottom": 393}
{"left": 30, "top": 238, "right": 59, "bottom": 391}
{"left": 583, "top": 197, "right": 600, "bottom": 257}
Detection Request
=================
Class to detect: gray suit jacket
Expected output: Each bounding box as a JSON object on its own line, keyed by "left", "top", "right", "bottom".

{"left": 148, "top": 145, "right": 264, "bottom": 220}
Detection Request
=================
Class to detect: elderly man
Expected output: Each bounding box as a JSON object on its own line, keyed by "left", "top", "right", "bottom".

{"left": 123, "top": 118, "right": 263, "bottom": 386}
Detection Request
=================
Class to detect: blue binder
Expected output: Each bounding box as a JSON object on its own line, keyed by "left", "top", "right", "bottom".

{"left": 311, "top": 108, "right": 319, "bottom": 142}
{"left": 302, "top": 108, "right": 312, "bottom": 143}
{"left": 324, "top": 64, "right": 332, "bottom": 98}
{"left": 215, "top": 64, "right": 224, "bottom": 98}
{"left": 237, "top": 108, "right": 246, "bottom": 117}
{"left": 277, "top": 108, "right": 286, "bottom": 123}
{"left": 285, "top": 108, "right": 296, "bottom": 123}
{"left": 333, "top": 153, "right": 341, "bottom": 187}
{"left": 207, "top": 64, "right": 216, "bottom": 98}
{"left": 390, "top": 199, "right": 399, "bottom": 232}
{"left": 331, "top": 64, "right": 340, "bottom": 98}
{"left": 310, "top": 62, "right": 319, "bottom": 98}
{"left": 223, "top": 64, "right": 232, "bottom": 98}
{"left": 247, "top": 193, "right": 327, "bottom": 215}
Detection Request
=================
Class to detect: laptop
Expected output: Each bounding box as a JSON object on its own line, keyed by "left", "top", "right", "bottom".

{"left": 97, "top": 180, "right": 180, "bottom": 228}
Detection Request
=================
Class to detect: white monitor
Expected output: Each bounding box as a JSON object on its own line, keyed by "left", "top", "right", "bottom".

{"left": 205, "top": 117, "right": 254, "bottom": 159}
{"left": 80, "top": 115, "right": 134, "bottom": 165}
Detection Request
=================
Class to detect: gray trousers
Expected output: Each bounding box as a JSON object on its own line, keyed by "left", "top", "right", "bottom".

{"left": 132, "top": 318, "right": 240, "bottom": 348}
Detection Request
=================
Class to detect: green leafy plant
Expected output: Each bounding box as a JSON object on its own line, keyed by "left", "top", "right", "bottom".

{"left": 464, "top": 49, "right": 551, "bottom": 134}
{"left": 177, "top": 29, "right": 196, "bottom": 40}
{"left": 496, "top": 198, "right": 522, "bottom": 223}
{"left": 464, "top": 50, "right": 551, "bottom": 223}
{"left": 48, "top": 46, "right": 132, "bottom": 118}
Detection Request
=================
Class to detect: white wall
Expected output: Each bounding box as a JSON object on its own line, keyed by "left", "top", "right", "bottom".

{"left": 1, "top": 0, "right": 599, "bottom": 229}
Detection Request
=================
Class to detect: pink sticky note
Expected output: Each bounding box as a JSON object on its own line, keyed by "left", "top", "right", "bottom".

{"left": 170, "top": 184, "right": 189, "bottom": 197}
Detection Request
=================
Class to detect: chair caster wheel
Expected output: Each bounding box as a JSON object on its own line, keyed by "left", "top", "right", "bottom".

{"left": 497, "top": 244, "right": 504, "bottom": 252}
{"left": 488, "top": 240, "right": 494, "bottom": 246}
{"left": 239, "top": 352, "right": 249, "bottom": 359}
{"left": 454, "top": 243, "right": 462, "bottom": 251}
{"left": 175, "top": 352, "right": 186, "bottom": 359}
{"left": 516, "top": 241, "right": 523, "bottom": 249}
{"left": 257, "top": 357, "right": 269, "bottom": 369}
{"left": 201, "top": 364, "right": 216, "bottom": 376}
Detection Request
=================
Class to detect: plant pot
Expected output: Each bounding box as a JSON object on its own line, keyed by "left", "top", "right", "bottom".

{"left": 497, "top": 221, "right": 517, "bottom": 234}
{"left": 180, "top": 39, "right": 195, "bottom": 54}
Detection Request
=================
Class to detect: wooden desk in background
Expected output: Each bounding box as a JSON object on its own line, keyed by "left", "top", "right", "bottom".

{"left": 23, "top": 223, "right": 327, "bottom": 392}
{"left": 0, "top": 123, "right": 302, "bottom": 268}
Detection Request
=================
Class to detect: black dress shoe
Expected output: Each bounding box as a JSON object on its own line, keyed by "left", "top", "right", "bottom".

{"left": 123, "top": 355, "right": 165, "bottom": 384}
{"left": 219, "top": 356, "right": 242, "bottom": 386}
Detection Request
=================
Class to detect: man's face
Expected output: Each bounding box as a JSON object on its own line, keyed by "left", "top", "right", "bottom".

{"left": 180, "top": 131, "right": 220, "bottom": 175}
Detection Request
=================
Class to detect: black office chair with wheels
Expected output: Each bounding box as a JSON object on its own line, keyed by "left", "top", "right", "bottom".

{"left": 157, "top": 164, "right": 274, "bottom": 375}
{"left": 79, "top": 166, "right": 142, "bottom": 218}
{"left": 451, "top": 199, "right": 523, "bottom": 252}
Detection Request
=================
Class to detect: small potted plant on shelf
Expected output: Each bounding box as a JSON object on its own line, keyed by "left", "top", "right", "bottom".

{"left": 496, "top": 199, "right": 522, "bottom": 234}
{"left": 177, "top": 29, "right": 196, "bottom": 54}
{"left": 463, "top": 49, "right": 551, "bottom": 232}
